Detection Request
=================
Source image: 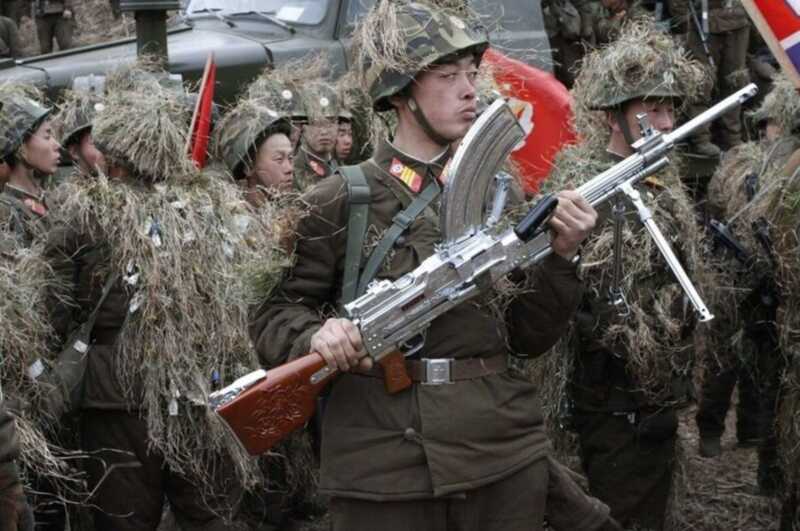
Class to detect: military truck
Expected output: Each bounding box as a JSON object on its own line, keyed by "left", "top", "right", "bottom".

{"left": 0, "top": 0, "right": 551, "bottom": 102}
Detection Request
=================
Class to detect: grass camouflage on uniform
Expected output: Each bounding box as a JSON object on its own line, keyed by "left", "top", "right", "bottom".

{"left": 48, "top": 68, "right": 299, "bottom": 497}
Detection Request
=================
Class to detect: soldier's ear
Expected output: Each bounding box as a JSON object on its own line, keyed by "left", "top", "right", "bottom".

{"left": 606, "top": 111, "right": 620, "bottom": 133}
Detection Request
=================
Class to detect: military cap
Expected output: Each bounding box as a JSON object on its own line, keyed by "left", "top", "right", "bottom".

{"left": 749, "top": 72, "right": 800, "bottom": 133}
{"left": 248, "top": 77, "right": 308, "bottom": 123}
{"left": 302, "top": 81, "right": 341, "bottom": 123}
{"left": 59, "top": 96, "right": 105, "bottom": 148}
{"left": 355, "top": 1, "right": 489, "bottom": 112}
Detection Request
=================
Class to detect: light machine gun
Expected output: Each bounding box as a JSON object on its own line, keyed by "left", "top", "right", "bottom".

{"left": 211, "top": 84, "right": 757, "bottom": 456}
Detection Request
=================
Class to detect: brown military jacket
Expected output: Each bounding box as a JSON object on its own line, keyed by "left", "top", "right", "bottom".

{"left": 670, "top": 0, "right": 748, "bottom": 33}
{"left": 293, "top": 146, "right": 336, "bottom": 193}
{"left": 0, "top": 184, "right": 48, "bottom": 251}
{"left": 250, "top": 139, "right": 583, "bottom": 500}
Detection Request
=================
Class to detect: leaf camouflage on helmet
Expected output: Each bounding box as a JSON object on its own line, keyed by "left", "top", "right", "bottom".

{"left": 351, "top": 0, "right": 490, "bottom": 112}
{"left": 574, "top": 18, "right": 708, "bottom": 112}
{"left": 749, "top": 71, "right": 800, "bottom": 135}
{"left": 54, "top": 90, "right": 105, "bottom": 149}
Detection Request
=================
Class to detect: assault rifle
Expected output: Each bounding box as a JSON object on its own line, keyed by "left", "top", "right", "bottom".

{"left": 211, "top": 84, "right": 757, "bottom": 456}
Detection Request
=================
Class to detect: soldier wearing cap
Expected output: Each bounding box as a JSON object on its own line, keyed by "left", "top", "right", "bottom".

{"left": 57, "top": 94, "right": 107, "bottom": 178}
{"left": 216, "top": 99, "right": 294, "bottom": 208}
{"left": 249, "top": 2, "right": 613, "bottom": 529}
{"left": 293, "top": 81, "right": 341, "bottom": 192}
{"left": 551, "top": 21, "right": 707, "bottom": 530}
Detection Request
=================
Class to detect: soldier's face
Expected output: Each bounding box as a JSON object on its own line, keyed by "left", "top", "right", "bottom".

{"left": 71, "top": 131, "right": 107, "bottom": 176}
{"left": 622, "top": 99, "right": 675, "bottom": 139}
{"left": 250, "top": 132, "right": 294, "bottom": 192}
{"left": 24, "top": 119, "right": 61, "bottom": 175}
{"left": 304, "top": 120, "right": 337, "bottom": 156}
{"left": 409, "top": 55, "right": 479, "bottom": 143}
{"left": 335, "top": 120, "right": 353, "bottom": 161}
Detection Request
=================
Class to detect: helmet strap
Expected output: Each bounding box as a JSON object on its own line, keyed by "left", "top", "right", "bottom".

{"left": 408, "top": 97, "right": 452, "bottom": 147}
{"left": 613, "top": 108, "right": 637, "bottom": 148}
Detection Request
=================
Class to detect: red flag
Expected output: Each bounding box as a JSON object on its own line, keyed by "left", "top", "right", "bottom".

{"left": 188, "top": 53, "right": 217, "bottom": 168}
{"left": 742, "top": 0, "right": 800, "bottom": 87}
{"left": 482, "top": 48, "right": 576, "bottom": 194}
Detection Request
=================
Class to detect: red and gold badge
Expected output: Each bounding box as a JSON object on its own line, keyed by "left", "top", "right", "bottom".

{"left": 389, "top": 158, "right": 422, "bottom": 193}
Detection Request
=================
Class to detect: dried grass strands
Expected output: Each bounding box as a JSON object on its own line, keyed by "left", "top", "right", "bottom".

{"left": 48, "top": 170, "right": 298, "bottom": 491}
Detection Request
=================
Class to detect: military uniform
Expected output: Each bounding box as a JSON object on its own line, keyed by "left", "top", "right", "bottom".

{"left": 293, "top": 146, "right": 335, "bottom": 192}
{"left": 251, "top": 138, "right": 593, "bottom": 529}
{"left": 0, "top": 1, "right": 24, "bottom": 26}
{"left": 0, "top": 16, "right": 19, "bottom": 58}
{"left": 0, "top": 400, "right": 33, "bottom": 531}
{"left": 33, "top": 0, "right": 73, "bottom": 55}
{"left": 543, "top": 0, "right": 586, "bottom": 88}
{"left": 673, "top": 0, "right": 750, "bottom": 151}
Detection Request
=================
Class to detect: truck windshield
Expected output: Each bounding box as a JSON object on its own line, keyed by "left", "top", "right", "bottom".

{"left": 186, "top": 0, "right": 328, "bottom": 25}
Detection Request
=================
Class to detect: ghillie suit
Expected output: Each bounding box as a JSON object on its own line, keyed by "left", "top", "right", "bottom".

{"left": 213, "top": 70, "right": 325, "bottom": 528}
{"left": 536, "top": 19, "right": 708, "bottom": 530}
{"left": 46, "top": 70, "right": 296, "bottom": 530}
{"left": 694, "top": 73, "right": 800, "bottom": 495}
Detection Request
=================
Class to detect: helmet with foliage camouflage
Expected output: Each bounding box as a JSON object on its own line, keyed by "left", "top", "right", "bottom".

{"left": 247, "top": 76, "right": 308, "bottom": 123}
{"left": 215, "top": 99, "right": 291, "bottom": 178}
{"left": 576, "top": 19, "right": 707, "bottom": 111}
{"left": 302, "top": 80, "right": 341, "bottom": 123}
{"left": 353, "top": 1, "right": 489, "bottom": 112}
{"left": 57, "top": 92, "right": 105, "bottom": 148}
{"left": 0, "top": 95, "right": 52, "bottom": 159}
{"left": 749, "top": 72, "right": 800, "bottom": 133}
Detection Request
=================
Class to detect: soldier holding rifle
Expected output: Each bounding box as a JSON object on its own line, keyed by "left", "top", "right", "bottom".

{"left": 248, "top": 1, "right": 614, "bottom": 529}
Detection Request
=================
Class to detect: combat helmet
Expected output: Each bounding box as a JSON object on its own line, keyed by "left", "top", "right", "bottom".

{"left": 576, "top": 19, "right": 706, "bottom": 112}
{"left": 248, "top": 77, "right": 308, "bottom": 123}
{"left": 749, "top": 72, "right": 800, "bottom": 134}
{"left": 354, "top": 1, "right": 489, "bottom": 112}
{"left": 302, "top": 80, "right": 341, "bottom": 123}
{"left": 0, "top": 94, "right": 52, "bottom": 160}
{"left": 57, "top": 93, "right": 105, "bottom": 148}
{"left": 215, "top": 99, "right": 292, "bottom": 178}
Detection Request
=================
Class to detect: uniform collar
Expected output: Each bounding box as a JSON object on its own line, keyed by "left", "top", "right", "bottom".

{"left": 2, "top": 183, "right": 48, "bottom": 217}
{"left": 300, "top": 146, "right": 333, "bottom": 178}
{"left": 371, "top": 139, "right": 450, "bottom": 193}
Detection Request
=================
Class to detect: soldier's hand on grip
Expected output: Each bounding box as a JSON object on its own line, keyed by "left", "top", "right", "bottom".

{"left": 311, "top": 318, "right": 373, "bottom": 373}
{"left": 549, "top": 190, "right": 597, "bottom": 260}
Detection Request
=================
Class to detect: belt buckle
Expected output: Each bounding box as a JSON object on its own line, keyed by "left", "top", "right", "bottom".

{"left": 422, "top": 358, "right": 453, "bottom": 385}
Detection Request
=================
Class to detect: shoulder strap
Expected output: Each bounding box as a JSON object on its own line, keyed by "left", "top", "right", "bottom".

{"left": 80, "top": 273, "right": 117, "bottom": 335}
{"left": 356, "top": 179, "right": 440, "bottom": 297}
{"left": 339, "top": 165, "right": 372, "bottom": 305}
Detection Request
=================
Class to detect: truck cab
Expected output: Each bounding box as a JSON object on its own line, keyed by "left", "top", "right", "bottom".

{"left": 0, "top": 0, "right": 551, "bottom": 102}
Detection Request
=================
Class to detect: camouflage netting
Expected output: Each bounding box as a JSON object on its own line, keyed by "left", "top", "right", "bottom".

{"left": 539, "top": 139, "right": 703, "bottom": 408}
{"left": 53, "top": 89, "right": 104, "bottom": 148}
{"left": 572, "top": 18, "right": 708, "bottom": 130}
{"left": 749, "top": 71, "right": 800, "bottom": 134}
{"left": 48, "top": 68, "right": 302, "bottom": 496}
{"left": 93, "top": 72, "right": 196, "bottom": 181}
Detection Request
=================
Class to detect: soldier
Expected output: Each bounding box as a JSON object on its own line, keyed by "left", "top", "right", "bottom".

{"left": 293, "top": 81, "right": 340, "bottom": 192}
{"left": 334, "top": 109, "right": 353, "bottom": 165}
{"left": 0, "top": 15, "right": 20, "bottom": 58}
{"left": 672, "top": 0, "right": 750, "bottom": 156}
{"left": 33, "top": 0, "right": 74, "bottom": 55}
{"left": 542, "top": 0, "right": 586, "bottom": 88}
{"left": 695, "top": 76, "right": 800, "bottom": 468}
{"left": 57, "top": 93, "right": 107, "bottom": 177}
{"left": 249, "top": 2, "right": 618, "bottom": 530}
{"left": 45, "top": 70, "right": 260, "bottom": 531}
{"left": 216, "top": 98, "right": 295, "bottom": 206}
{"left": 0, "top": 1, "right": 24, "bottom": 26}
{"left": 549, "top": 21, "right": 707, "bottom": 530}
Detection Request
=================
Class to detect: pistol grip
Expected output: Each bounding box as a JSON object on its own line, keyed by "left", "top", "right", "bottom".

{"left": 379, "top": 351, "right": 412, "bottom": 394}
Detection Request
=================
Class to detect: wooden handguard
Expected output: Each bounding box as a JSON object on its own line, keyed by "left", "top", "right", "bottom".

{"left": 379, "top": 350, "right": 412, "bottom": 394}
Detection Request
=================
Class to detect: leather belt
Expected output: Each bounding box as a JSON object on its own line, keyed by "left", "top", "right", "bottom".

{"left": 356, "top": 354, "right": 508, "bottom": 385}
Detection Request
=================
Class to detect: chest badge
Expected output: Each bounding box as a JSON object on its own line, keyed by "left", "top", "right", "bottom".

{"left": 389, "top": 157, "right": 422, "bottom": 193}
{"left": 23, "top": 198, "right": 47, "bottom": 217}
{"left": 309, "top": 159, "right": 326, "bottom": 177}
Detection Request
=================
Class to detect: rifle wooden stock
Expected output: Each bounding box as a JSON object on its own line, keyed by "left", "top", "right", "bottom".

{"left": 216, "top": 352, "right": 333, "bottom": 456}
{"left": 216, "top": 350, "right": 412, "bottom": 455}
